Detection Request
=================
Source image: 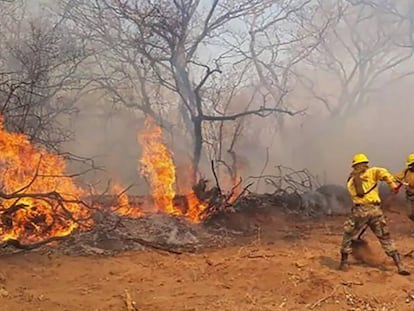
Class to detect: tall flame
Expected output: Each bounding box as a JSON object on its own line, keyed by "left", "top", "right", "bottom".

{"left": 0, "top": 117, "right": 90, "bottom": 243}
{"left": 138, "top": 118, "right": 180, "bottom": 215}
{"left": 137, "top": 117, "right": 207, "bottom": 221}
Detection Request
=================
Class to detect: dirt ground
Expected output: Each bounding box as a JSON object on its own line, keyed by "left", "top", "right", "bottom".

{"left": 2, "top": 202, "right": 414, "bottom": 311}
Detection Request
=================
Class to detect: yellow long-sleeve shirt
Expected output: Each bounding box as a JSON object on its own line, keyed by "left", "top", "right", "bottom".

{"left": 347, "top": 167, "right": 398, "bottom": 205}
{"left": 395, "top": 169, "right": 414, "bottom": 194}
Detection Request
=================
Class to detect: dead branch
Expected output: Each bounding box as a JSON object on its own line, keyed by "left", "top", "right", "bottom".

{"left": 308, "top": 286, "right": 339, "bottom": 310}
{"left": 248, "top": 165, "right": 321, "bottom": 195}
{"left": 1, "top": 202, "right": 28, "bottom": 215}
{"left": 202, "top": 107, "right": 306, "bottom": 121}
{"left": 255, "top": 147, "right": 270, "bottom": 192}
{"left": 197, "top": 176, "right": 252, "bottom": 222}
{"left": 0, "top": 235, "right": 70, "bottom": 250}
{"left": 124, "top": 289, "right": 138, "bottom": 311}
{"left": 124, "top": 236, "right": 192, "bottom": 255}
{"left": 0, "top": 189, "right": 90, "bottom": 221}
{"left": 0, "top": 154, "right": 98, "bottom": 248}
{"left": 404, "top": 250, "right": 414, "bottom": 257}
{"left": 210, "top": 160, "right": 222, "bottom": 196}
{"left": 229, "top": 182, "right": 253, "bottom": 205}
{"left": 242, "top": 253, "right": 275, "bottom": 259}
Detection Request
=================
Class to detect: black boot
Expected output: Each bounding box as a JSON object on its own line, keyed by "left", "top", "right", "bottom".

{"left": 391, "top": 252, "right": 410, "bottom": 276}
{"left": 339, "top": 252, "right": 348, "bottom": 271}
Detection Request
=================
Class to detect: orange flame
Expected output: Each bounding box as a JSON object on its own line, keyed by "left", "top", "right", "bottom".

{"left": 0, "top": 114, "right": 211, "bottom": 246}
{"left": 137, "top": 117, "right": 207, "bottom": 222}
{"left": 0, "top": 117, "right": 91, "bottom": 244}
{"left": 185, "top": 192, "right": 208, "bottom": 222}
{"left": 111, "top": 183, "right": 143, "bottom": 218}
{"left": 138, "top": 118, "right": 180, "bottom": 215}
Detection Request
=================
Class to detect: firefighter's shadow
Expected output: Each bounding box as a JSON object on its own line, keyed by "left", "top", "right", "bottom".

{"left": 352, "top": 260, "right": 388, "bottom": 271}
{"left": 319, "top": 256, "right": 339, "bottom": 270}
{"left": 319, "top": 256, "right": 388, "bottom": 272}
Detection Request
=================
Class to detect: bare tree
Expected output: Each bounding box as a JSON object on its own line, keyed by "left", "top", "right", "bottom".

{"left": 236, "top": 1, "right": 332, "bottom": 127}
{"left": 299, "top": 0, "right": 414, "bottom": 119}
{"left": 59, "top": 0, "right": 312, "bottom": 181}
{"left": 0, "top": 0, "right": 88, "bottom": 152}
{"left": 208, "top": 0, "right": 335, "bottom": 170}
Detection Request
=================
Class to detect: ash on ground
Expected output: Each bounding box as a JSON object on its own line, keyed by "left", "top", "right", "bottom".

{"left": 57, "top": 213, "right": 231, "bottom": 256}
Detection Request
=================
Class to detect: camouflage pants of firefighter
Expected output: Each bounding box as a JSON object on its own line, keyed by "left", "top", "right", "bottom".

{"left": 340, "top": 204, "right": 397, "bottom": 256}
{"left": 406, "top": 193, "right": 414, "bottom": 222}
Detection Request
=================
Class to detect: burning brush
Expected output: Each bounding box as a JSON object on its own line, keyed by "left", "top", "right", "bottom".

{"left": 0, "top": 115, "right": 247, "bottom": 249}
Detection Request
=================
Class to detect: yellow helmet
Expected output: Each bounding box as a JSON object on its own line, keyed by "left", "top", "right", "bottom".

{"left": 406, "top": 154, "right": 414, "bottom": 167}
{"left": 352, "top": 153, "right": 369, "bottom": 166}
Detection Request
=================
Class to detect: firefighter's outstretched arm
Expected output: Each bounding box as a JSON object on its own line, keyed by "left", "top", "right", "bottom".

{"left": 394, "top": 170, "right": 406, "bottom": 182}
{"left": 394, "top": 170, "right": 409, "bottom": 187}
{"left": 373, "top": 167, "right": 399, "bottom": 191}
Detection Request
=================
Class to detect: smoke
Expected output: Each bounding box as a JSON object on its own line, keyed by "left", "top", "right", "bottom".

{"left": 283, "top": 77, "right": 414, "bottom": 185}
{"left": 62, "top": 75, "right": 414, "bottom": 195}
{"left": 55, "top": 0, "right": 414, "bottom": 195}
{"left": 62, "top": 97, "right": 147, "bottom": 194}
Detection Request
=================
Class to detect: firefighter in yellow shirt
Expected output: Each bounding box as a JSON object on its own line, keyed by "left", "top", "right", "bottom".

{"left": 395, "top": 154, "right": 414, "bottom": 234}
{"left": 339, "top": 153, "right": 410, "bottom": 275}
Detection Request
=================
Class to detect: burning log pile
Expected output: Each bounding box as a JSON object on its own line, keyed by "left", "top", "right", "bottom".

{"left": 0, "top": 115, "right": 92, "bottom": 250}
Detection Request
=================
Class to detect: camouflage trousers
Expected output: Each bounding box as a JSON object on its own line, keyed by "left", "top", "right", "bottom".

{"left": 340, "top": 204, "right": 397, "bottom": 256}
{"left": 406, "top": 193, "right": 414, "bottom": 222}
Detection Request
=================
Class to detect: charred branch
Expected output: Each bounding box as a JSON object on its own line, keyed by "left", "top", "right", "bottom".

{"left": 0, "top": 155, "right": 97, "bottom": 248}
{"left": 248, "top": 166, "right": 321, "bottom": 195}
{"left": 124, "top": 236, "right": 188, "bottom": 255}
{"left": 202, "top": 107, "right": 305, "bottom": 121}
{"left": 0, "top": 235, "right": 70, "bottom": 250}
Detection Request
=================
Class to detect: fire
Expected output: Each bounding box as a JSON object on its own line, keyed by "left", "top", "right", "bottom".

{"left": 0, "top": 117, "right": 91, "bottom": 244}
{"left": 111, "top": 183, "right": 143, "bottom": 218}
{"left": 137, "top": 117, "right": 207, "bottom": 221}
{"left": 0, "top": 115, "right": 211, "bottom": 246}
{"left": 185, "top": 192, "right": 208, "bottom": 222}
{"left": 138, "top": 118, "right": 179, "bottom": 215}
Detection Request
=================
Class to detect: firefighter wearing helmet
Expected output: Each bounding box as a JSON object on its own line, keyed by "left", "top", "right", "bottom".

{"left": 339, "top": 153, "right": 410, "bottom": 275}
{"left": 394, "top": 153, "right": 414, "bottom": 235}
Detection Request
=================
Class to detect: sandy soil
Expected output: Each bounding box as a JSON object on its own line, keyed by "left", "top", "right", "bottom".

{"left": 1, "top": 203, "right": 414, "bottom": 311}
